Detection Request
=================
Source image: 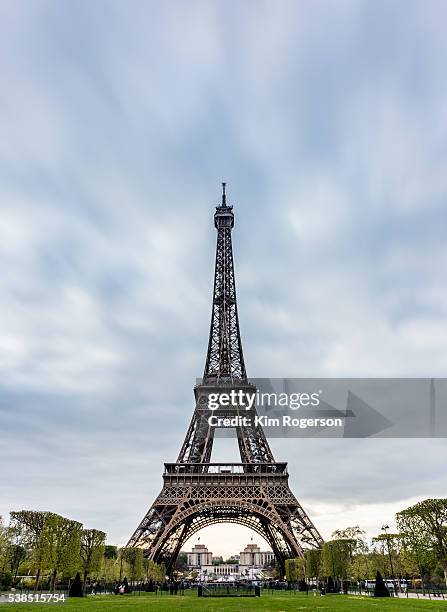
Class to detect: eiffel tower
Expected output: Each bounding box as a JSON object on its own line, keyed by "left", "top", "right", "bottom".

{"left": 127, "top": 184, "right": 323, "bottom": 575}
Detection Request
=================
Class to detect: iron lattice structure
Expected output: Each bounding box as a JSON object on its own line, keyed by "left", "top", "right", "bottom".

{"left": 127, "top": 184, "right": 323, "bottom": 575}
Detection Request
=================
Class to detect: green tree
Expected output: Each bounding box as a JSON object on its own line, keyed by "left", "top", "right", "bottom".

{"left": 297, "top": 558, "right": 305, "bottom": 580}
{"left": 322, "top": 540, "right": 352, "bottom": 584}
{"left": 399, "top": 542, "right": 423, "bottom": 578}
{"left": 333, "top": 526, "right": 366, "bottom": 560}
{"left": 119, "top": 547, "right": 144, "bottom": 585}
{"left": 0, "top": 517, "right": 14, "bottom": 590}
{"left": 285, "top": 558, "right": 298, "bottom": 582}
{"left": 369, "top": 545, "right": 389, "bottom": 578}
{"left": 373, "top": 532, "right": 414, "bottom": 580}
{"left": 349, "top": 553, "right": 371, "bottom": 580}
{"left": 10, "top": 511, "right": 51, "bottom": 590}
{"left": 5, "top": 517, "right": 31, "bottom": 580}
{"left": 305, "top": 548, "right": 321, "bottom": 580}
{"left": 80, "top": 529, "right": 106, "bottom": 585}
{"left": 397, "top": 500, "right": 446, "bottom": 584}
{"left": 6, "top": 545, "right": 27, "bottom": 580}
{"left": 285, "top": 558, "right": 305, "bottom": 582}
{"left": 332, "top": 527, "right": 371, "bottom": 581}
{"left": 0, "top": 516, "right": 7, "bottom": 571}
{"left": 400, "top": 535, "right": 433, "bottom": 583}
{"left": 145, "top": 559, "right": 165, "bottom": 582}
{"left": 44, "top": 514, "right": 82, "bottom": 591}
{"left": 102, "top": 545, "right": 118, "bottom": 582}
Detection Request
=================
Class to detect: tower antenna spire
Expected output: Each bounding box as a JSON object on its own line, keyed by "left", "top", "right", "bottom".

{"left": 221, "top": 181, "right": 227, "bottom": 207}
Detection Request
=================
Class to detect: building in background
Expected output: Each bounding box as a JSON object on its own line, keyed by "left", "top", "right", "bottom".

{"left": 187, "top": 543, "right": 213, "bottom": 569}
{"left": 200, "top": 563, "right": 240, "bottom": 578}
{"left": 185, "top": 542, "right": 274, "bottom": 580}
{"left": 239, "top": 543, "right": 275, "bottom": 569}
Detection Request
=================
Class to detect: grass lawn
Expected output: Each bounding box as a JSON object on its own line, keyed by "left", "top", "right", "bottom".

{"left": 3, "top": 592, "right": 447, "bottom": 612}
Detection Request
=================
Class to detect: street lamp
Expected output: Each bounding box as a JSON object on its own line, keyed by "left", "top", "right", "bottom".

{"left": 381, "top": 525, "right": 396, "bottom": 595}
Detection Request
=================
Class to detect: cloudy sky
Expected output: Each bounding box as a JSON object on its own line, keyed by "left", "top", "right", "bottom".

{"left": 1, "top": 0, "right": 447, "bottom": 557}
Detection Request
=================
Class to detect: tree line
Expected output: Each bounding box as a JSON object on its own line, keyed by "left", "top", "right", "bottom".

{"left": 285, "top": 498, "right": 447, "bottom": 588}
{"left": 2, "top": 497, "right": 445, "bottom": 591}
{"left": 0, "top": 510, "right": 165, "bottom": 592}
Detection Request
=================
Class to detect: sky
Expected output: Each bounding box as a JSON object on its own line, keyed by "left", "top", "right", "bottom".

{"left": 1, "top": 0, "right": 447, "bottom": 558}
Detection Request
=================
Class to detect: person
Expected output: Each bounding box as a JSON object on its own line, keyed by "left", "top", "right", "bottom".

{"left": 119, "top": 584, "right": 125, "bottom": 595}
